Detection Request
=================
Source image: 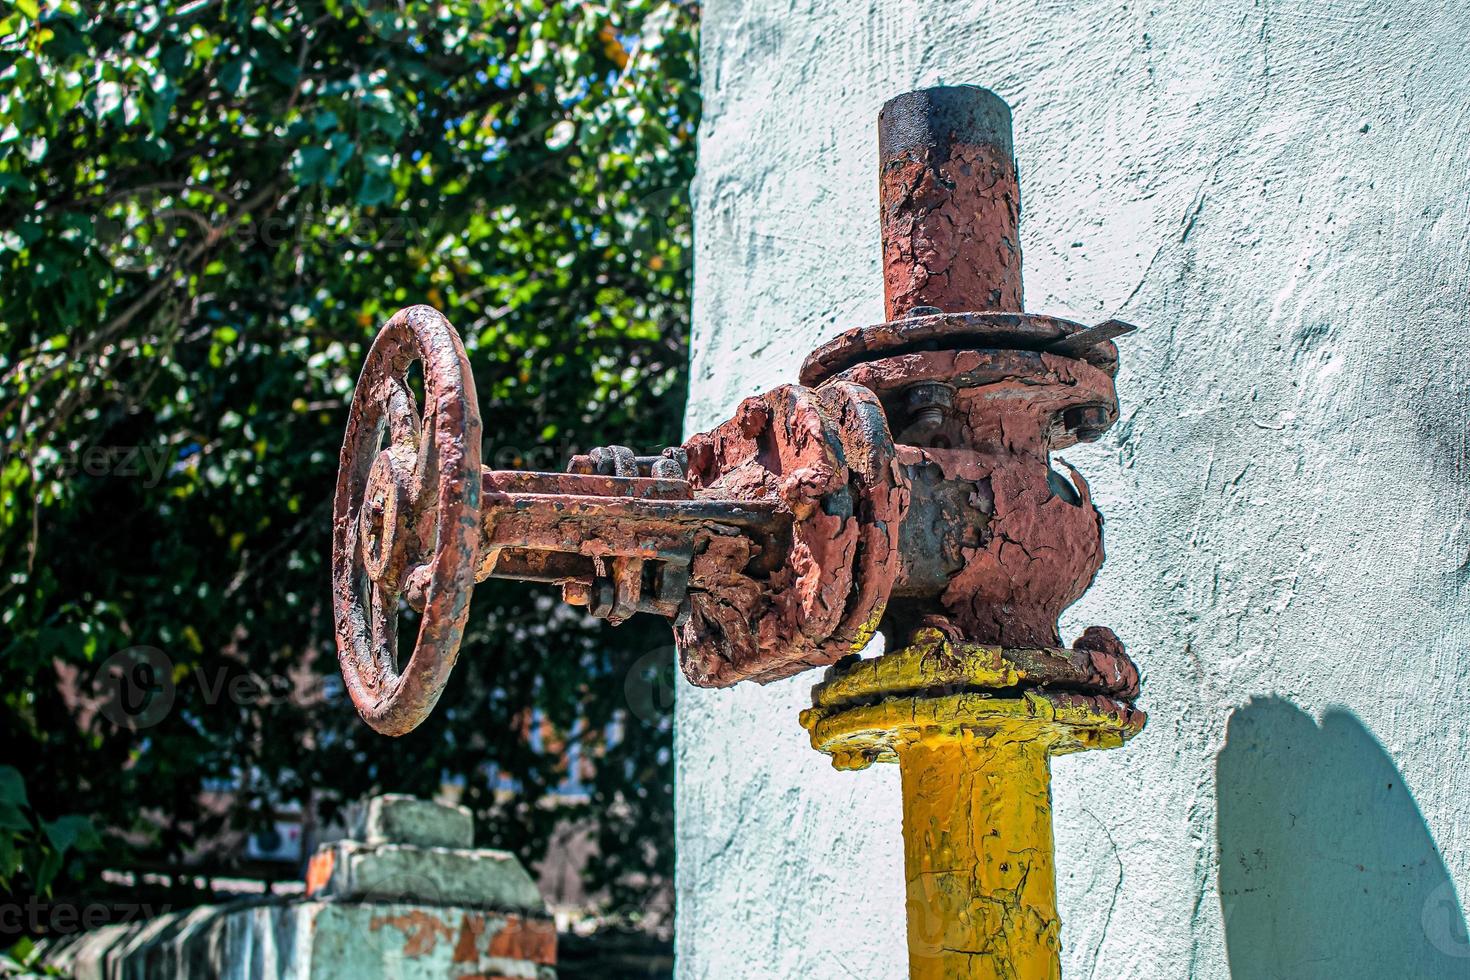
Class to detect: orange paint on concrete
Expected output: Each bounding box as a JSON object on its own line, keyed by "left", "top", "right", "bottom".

{"left": 367, "top": 910, "right": 455, "bottom": 957}
{"left": 487, "top": 914, "right": 558, "bottom": 965}
{"left": 304, "top": 849, "right": 335, "bottom": 896}
{"left": 452, "top": 913, "right": 486, "bottom": 964}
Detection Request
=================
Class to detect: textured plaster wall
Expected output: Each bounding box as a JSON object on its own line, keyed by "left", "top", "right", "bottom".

{"left": 677, "top": 0, "right": 1470, "bottom": 976}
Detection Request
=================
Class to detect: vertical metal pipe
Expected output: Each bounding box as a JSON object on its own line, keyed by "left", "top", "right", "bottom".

{"left": 898, "top": 732, "right": 1061, "bottom": 979}
{"left": 878, "top": 86, "right": 1024, "bottom": 319}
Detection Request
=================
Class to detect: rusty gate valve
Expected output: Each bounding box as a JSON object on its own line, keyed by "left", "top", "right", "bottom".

{"left": 332, "top": 85, "right": 1139, "bottom": 737}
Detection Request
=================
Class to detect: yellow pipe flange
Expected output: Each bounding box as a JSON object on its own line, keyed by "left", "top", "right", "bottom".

{"left": 800, "top": 630, "right": 1144, "bottom": 979}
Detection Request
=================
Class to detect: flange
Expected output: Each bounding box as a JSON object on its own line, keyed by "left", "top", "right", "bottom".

{"left": 799, "top": 310, "right": 1123, "bottom": 387}
{"left": 679, "top": 381, "right": 907, "bottom": 686}
{"left": 799, "top": 627, "right": 1146, "bottom": 771}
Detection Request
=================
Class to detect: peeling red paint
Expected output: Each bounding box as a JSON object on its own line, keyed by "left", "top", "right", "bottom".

{"left": 881, "top": 141, "right": 1022, "bottom": 319}
{"left": 799, "top": 311, "right": 1120, "bottom": 389}
{"left": 679, "top": 382, "right": 905, "bottom": 684}
{"left": 333, "top": 87, "right": 1141, "bottom": 735}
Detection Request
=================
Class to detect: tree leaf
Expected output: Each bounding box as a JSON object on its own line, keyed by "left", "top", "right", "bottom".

{"left": 0, "top": 802, "right": 30, "bottom": 833}
{"left": 0, "top": 767, "right": 26, "bottom": 808}
{"left": 44, "top": 815, "right": 102, "bottom": 855}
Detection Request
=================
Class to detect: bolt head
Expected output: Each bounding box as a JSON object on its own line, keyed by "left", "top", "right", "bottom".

{"left": 904, "top": 381, "right": 956, "bottom": 413}
{"left": 1062, "top": 404, "right": 1110, "bottom": 442}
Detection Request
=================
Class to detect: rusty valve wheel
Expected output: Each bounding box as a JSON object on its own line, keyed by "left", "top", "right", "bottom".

{"left": 332, "top": 306, "right": 482, "bottom": 736}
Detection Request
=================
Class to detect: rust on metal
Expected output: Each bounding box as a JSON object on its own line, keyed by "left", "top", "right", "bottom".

{"left": 799, "top": 311, "right": 1124, "bottom": 388}
{"left": 799, "top": 627, "right": 1146, "bottom": 773}
{"left": 332, "top": 305, "right": 482, "bottom": 737}
{"left": 879, "top": 87, "right": 1022, "bottom": 319}
{"left": 332, "top": 85, "right": 1143, "bottom": 737}
{"left": 1044, "top": 317, "right": 1138, "bottom": 358}
{"left": 678, "top": 382, "right": 905, "bottom": 686}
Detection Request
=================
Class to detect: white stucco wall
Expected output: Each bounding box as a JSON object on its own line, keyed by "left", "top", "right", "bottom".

{"left": 677, "top": 1, "right": 1470, "bottom": 976}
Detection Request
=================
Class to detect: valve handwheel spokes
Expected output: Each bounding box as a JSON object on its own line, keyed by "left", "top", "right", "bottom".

{"left": 332, "top": 305, "right": 482, "bottom": 736}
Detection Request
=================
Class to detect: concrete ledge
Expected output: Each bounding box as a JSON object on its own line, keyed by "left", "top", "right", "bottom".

{"left": 305, "top": 840, "right": 545, "bottom": 911}
{"left": 360, "top": 794, "right": 474, "bottom": 849}
{"left": 40, "top": 794, "right": 557, "bottom": 978}
{"left": 43, "top": 897, "right": 557, "bottom": 980}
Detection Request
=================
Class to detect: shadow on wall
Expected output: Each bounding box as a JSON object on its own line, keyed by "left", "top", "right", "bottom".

{"left": 1216, "top": 697, "right": 1470, "bottom": 979}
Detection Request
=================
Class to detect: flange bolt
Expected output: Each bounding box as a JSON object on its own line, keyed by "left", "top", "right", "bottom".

{"left": 1062, "top": 404, "right": 1110, "bottom": 442}
{"left": 905, "top": 381, "right": 956, "bottom": 431}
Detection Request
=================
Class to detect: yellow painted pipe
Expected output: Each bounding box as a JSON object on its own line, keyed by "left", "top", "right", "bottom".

{"left": 899, "top": 730, "right": 1059, "bottom": 980}
{"left": 800, "top": 629, "right": 1144, "bottom": 979}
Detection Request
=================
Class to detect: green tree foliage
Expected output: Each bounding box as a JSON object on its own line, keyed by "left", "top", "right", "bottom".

{"left": 0, "top": 0, "right": 696, "bottom": 928}
{"left": 0, "top": 765, "right": 101, "bottom": 900}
